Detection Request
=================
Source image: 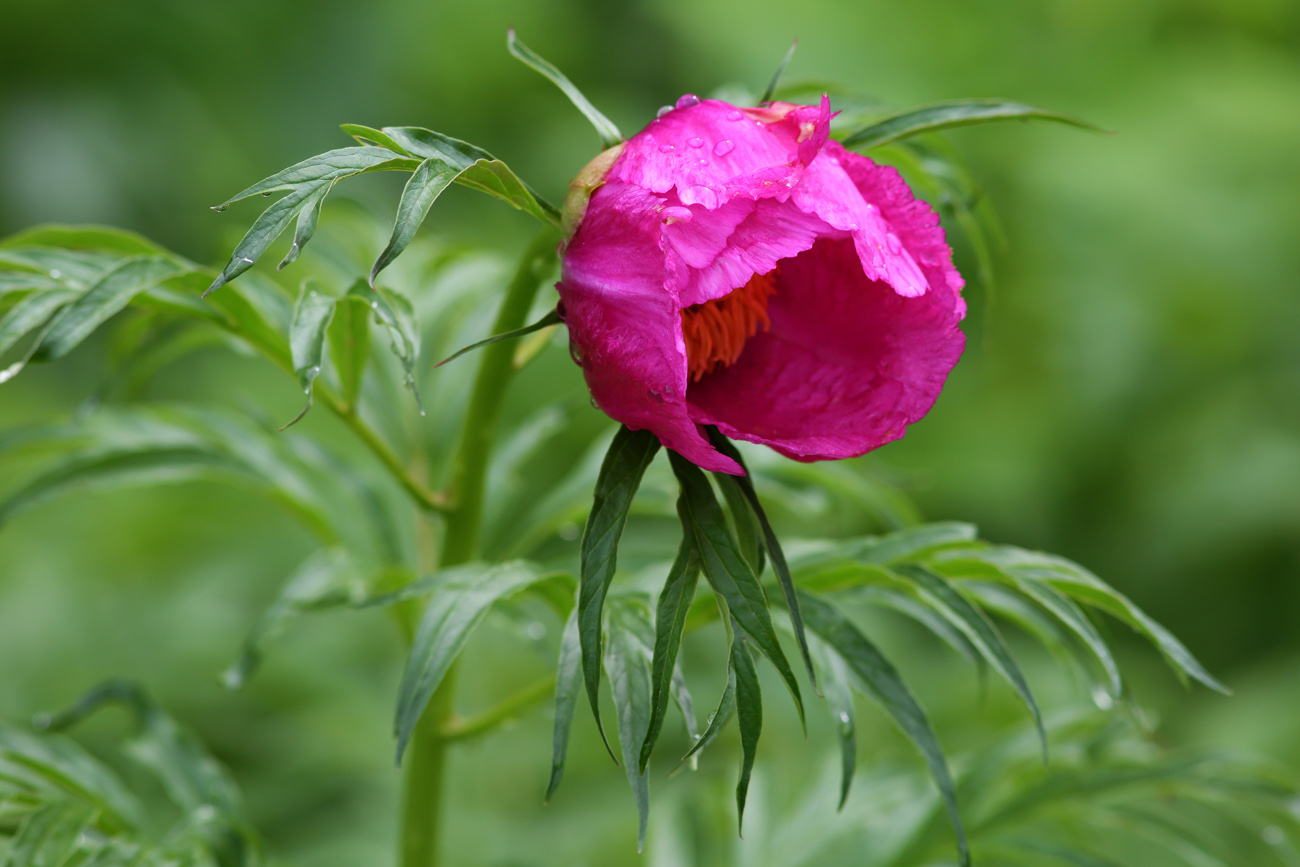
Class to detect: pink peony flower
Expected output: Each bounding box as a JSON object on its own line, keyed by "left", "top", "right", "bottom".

{"left": 556, "top": 94, "right": 966, "bottom": 475}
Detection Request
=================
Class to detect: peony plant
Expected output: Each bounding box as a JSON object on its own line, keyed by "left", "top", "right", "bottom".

{"left": 3, "top": 31, "right": 1291, "bottom": 867}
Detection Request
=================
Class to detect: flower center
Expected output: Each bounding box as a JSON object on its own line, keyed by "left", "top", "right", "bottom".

{"left": 681, "top": 269, "right": 778, "bottom": 382}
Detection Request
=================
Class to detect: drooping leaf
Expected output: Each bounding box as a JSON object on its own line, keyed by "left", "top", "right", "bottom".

{"left": 394, "top": 561, "right": 555, "bottom": 762}
{"left": 326, "top": 294, "right": 372, "bottom": 411}
{"left": 799, "top": 589, "right": 969, "bottom": 867}
{"left": 639, "top": 533, "right": 700, "bottom": 773}
{"left": 347, "top": 280, "right": 423, "bottom": 411}
{"left": 680, "top": 663, "right": 736, "bottom": 766}
{"left": 277, "top": 184, "right": 330, "bottom": 270}
{"left": 370, "top": 157, "right": 464, "bottom": 286}
{"left": 893, "top": 562, "right": 1047, "bottom": 759}
{"left": 506, "top": 29, "right": 623, "bottom": 149}
{"left": 731, "top": 630, "right": 762, "bottom": 836}
{"left": 853, "top": 585, "right": 983, "bottom": 665}
{"left": 821, "top": 643, "right": 857, "bottom": 811}
{"left": 708, "top": 430, "right": 816, "bottom": 690}
{"left": 223, "top": 549, "right": 358, "bottom": 690}
{"left": 435, "top": 308, "right": 562, "bottom": 368}
{"left": 0, "top": 725, "right": 144, "bottom": 832}
{"left": 605, "top": 600, "right": 654, "bottom": 852}
{"left": 841, "top": 99, "right": 1104, "bottom": 150}
{"left": 281, "top": 282, "right": 336, "bottom": 429}
{"left": 758, "top": 40, "right": 798, "bottom": 105}
{"left": 668, "top": 451, "right": 805, "bottom": 730}
{"left": 577, "top": 426, "right": 661, "bottom": 760}
{"left": 0, "top": 289, "right": 78, "bottom": 363}
{"left": 545, "top": 607, "right": 581, "bottom": 803}
{"left": 339, "top": 123, "right": 411, "bottom": 155}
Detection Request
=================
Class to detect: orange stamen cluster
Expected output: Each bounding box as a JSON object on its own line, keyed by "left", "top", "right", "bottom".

{"left": 681, "top": 269, "right": 778, "bottom": 382}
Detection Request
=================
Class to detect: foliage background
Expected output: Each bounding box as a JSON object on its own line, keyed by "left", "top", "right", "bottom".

{"left": 1, "top": 0, "right": 1297, "bottom": 863}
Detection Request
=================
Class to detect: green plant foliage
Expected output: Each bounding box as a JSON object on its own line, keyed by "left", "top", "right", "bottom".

{"left": 0, "top": 684, "right": 259, "bottom": 867}
{"left": 506, "top": 30, "right": 623, "bottom": 149}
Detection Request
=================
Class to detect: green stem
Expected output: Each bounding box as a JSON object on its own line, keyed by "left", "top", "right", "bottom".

{"left": 439, "top": 674, "right": 556, "bottom": 741}
{"left": 397, "top": 227, "right": 560, "bottom": 867}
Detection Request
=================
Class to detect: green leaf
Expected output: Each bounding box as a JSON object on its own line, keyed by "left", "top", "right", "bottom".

{"left": 853, "top": 586, "right": 982, "bottom": 665}
{"left": 5, "top": 801, "right": 95, "bottom": 867}
{"left": 223, "top": 549, "right": 357, "bottom": 690}
{"left": 545, "top": 607, "right": 581, "bottom": 803}
{"left": 206, "top": 147, "right": 412, "bottom": 297}
{"left": 394, "top": 561, "right": 554, "bottom": 762}
{"left": 820, "top": 642, "right": 857, "bottom": 811}
{"left": 713, "top": 470, "right": 764, "bottom": 577}
{"left": 799, "top": 589, "right": 969, "bottom": 867}
{"left": 841, "top": 99, "right": 1104, "bottom": 150}
{"left": 506, "top": 29, "right": 623, "bottom": 149}
{"left": 347, "top": 280, "right": 423, "bottom": 411}
{"left": 435, "top": 308, "right": 562, "bottom": 369}
{"left": 731, "top": 629, "right": 762, "bottom": 835}
{"left": 281, "top": 281, "right": 336, "bottom": 429}
{"left": 0, "top": 289, "right": 78, "bottom": 364}
{"left": 577, "top": 426, "right": 661, "bottom": 761}
{"left": 380, "top": 127, "right": 561, "bottom": 226}
{"left": 0, "top": 225, "right": 181, "bottom": 260}
{"left": 708, "top": 430, "right": 816, "bottom": 690}
{"left": 639, "top": 533, "right": 700, "bottom": 773}
{"left": 326, "top": 294, "right": 372, "bottom": 411}
{"left": 339, "top": 123, "right": 411, "bottom": 155}
{"left": 604, "top": 600, "right": 654, "bottom": 852}
{"left": 370, "top": 157, "right": 464, "bottom": 285}
{"left": 0, "top": 726, "right": 144, "bottom": 832}
{"left": 893, "top": 562, "right": 1047, "bottom": 759}
{"left": 276, "top": 184, "right": 329, "bottom": 270}
{"left": 668, "top": 452, "right": 805, "bottom": 731}
{"left": 758, "top": 40, "right": 798, "bottom": 105}
{"left": 680, "top": 663, "right": 736, "bottom": 766}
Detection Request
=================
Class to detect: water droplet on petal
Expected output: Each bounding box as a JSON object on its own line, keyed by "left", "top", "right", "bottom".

{"left": 675, "top": 93, "right": 701, "bottom": 109}
{"left": 726, "top": 110, "right": 744, "bottom": 121}
{"left": 687, "top": 136, "right": 704, "bottom": 148}
{"left": 713, "top": 140, "right": 734, "bottom": 156}
{"left": 681, "top": 185, "right": 718, "bottom": 209}
{"left": 658, "top": 143, "right": 675, "bottom": 153}
{"left": 657, "top": 105, "right": 673, "bottom": 117}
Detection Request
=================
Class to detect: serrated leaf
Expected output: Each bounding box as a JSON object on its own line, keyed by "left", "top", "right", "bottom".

{"left": 507, "top": 30, "right": 623, "bottom": 149}
{"left": 394, "top": 561, "right": 554, "bottom": 762}
{"left": 436, "top": 308, "right": 562, "bottom": 369}
{"left": 347, "top": 280, "right": 422, "bottom": 411}
{"left": 799, "top": 589, "right": 969, "bottom": 867}
{"left": 841, "top": 99, "right": 1104, "bottom": 150}
{"left": 223, "top": 549, "right": 357, "bottom": 690}
{"left": 708, "top": 430, "right": 816, "bottom": 690}
{"left": 577, "top": 426, "right": 661, "bottom": 761}
{"left": 605, "top": 600, "right": 653, "bottom": 852}
{"left": 639, "top": 533, "right": 700, "bottom": 773}
{"left": 893, "top": 562, "right": 1047, "bottom": 759}
{"left": 545, "top": 607, "right": 581, "bottom": 803}
{"left": 281, "top": 282, "right": 336, "bottom": 429}
{"left": 370, "top": 157, "right": 464, "bottom": 285}
{"left": 668, "top": 452, "right": 805, "bottom": 731}
{"left": 326, "top": 295, "right": 371, "bottom": 411}
{"left": 731, "top": 629, "right": 762, "bottom": 836}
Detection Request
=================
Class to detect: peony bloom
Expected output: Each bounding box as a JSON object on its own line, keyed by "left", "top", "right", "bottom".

{"left": 556, "top": 94, "right": 966, "bottom": 475}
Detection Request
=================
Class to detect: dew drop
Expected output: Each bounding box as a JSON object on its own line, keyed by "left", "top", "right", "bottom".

{"left": 838, "top": 711, "right": 851, "bottom": 725}
{"left": 525, "top": 622, "right": 547, "bottom": 640}
{"left": 687, "top": 136, "right": 704, "bottom": 148}
{"left": 675, "top": 93, "right": 701, "bottom": 109}
{"left": 657, "top": 104, "right": 673, "bottom": 118}
{"left": 681, "top": 185, "right": 718, "bottom": 209}
{"left": 658, "top": 143, "right": 676, "bottom": 153}
{"left": 48, "top": 269, "right": 62, "bottom": 279}
{"left": 726, "top": 110, "right": 744, "bottom": 121}
{"left": 713, "top": 139, "right": 734, "bottom": 156}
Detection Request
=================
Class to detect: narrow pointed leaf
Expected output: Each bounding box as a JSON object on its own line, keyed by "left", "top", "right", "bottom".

{"left": 854, "top": 585, "right": 982, "bottom": 665}
{"left": 545, "top": 607, "right": 581, "bottom": 802}
{"left": 1015, "top": 578, "right": 1122, "bottom": 698}
{"left": 326, "top": 295, "right": 372, "bottom": 411}
{"left": 282, "top": 282, "right": 336, "bottom": 429}
{"left": 669, "top": 451, "right": 805, "bottom": 730}
{"left": 370, "top": 157, "right": 463, "bottom": 285}
{"left": 639, "top": 532, "right": 700, "bottom": 772}
{"left": 6, "top": 801, "right": 95, "bottom": 867}
{"left": 578, "top": 425, "right": 661, "bottom": 760}
{"left": 680, "top": 663, "right": 736, "bottom": 765}
{"left": 709, "top": 430, "right": 816, "bottom": 689}
{"left": 731, "top": 631, "right": 762, "bottom": 835}
{"left": 339, "top": 123, "right": 411, "bottom": 155}
{"left": 713, "top": 470, "right": 764, "bottom": 576}
{"left": 0, "top": 288, "right": 78, "bottom": 359}
{"left": 758, "top": 40, "right": 798, "bottom": 105}
{"left": 507, "top": 29, "right": 623, "bottom": 149}
{"left": 799, "top": 589, "right": 969, "bottom": 867}
{"left": 823, "top": 646, "right": 857, "bottom": 810}
{"left": 605, "top": 600, "right": 654, "bottom": 852}
{"left": 212, "top": 146, "right": 403, "bottom": 207}
{"left": 277, "top": 183, "right": 329, "bottom": 270}
{"left": 348, "top": 280, "right": 423, "bottom": 410}
{"left": 842, "top": 99, "right": 1104, "bottom": 150}
{"left": 394, "top": 561, "right": 553, "bottom": 762}
{"left": 893, "top": 562, "right": 1046, "bottom": 759}
{"left": 436, "top": 308, "right": 562, "bottom": 368}
{"left": 0, "top": 725, "right": 145, "bottom": 831}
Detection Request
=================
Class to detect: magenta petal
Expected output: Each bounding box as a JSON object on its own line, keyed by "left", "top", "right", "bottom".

{"left": 686, "top": 237, "right": 965, "bottom": 460}
{"left": 558, "top": 180, "right": 742, "bottom": 474}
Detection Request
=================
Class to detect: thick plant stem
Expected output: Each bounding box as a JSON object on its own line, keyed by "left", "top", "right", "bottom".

{"left": 397, "top": 227, "right": 560, "bottom": 867}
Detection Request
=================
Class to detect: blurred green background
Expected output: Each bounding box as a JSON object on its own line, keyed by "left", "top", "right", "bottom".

{"left": 2, "top": 0, "right": 1298, "bottom": 864}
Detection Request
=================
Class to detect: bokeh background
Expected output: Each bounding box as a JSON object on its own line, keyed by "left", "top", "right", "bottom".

{"left": 2, "top": 0, "right": 1298, "bottom": 864}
